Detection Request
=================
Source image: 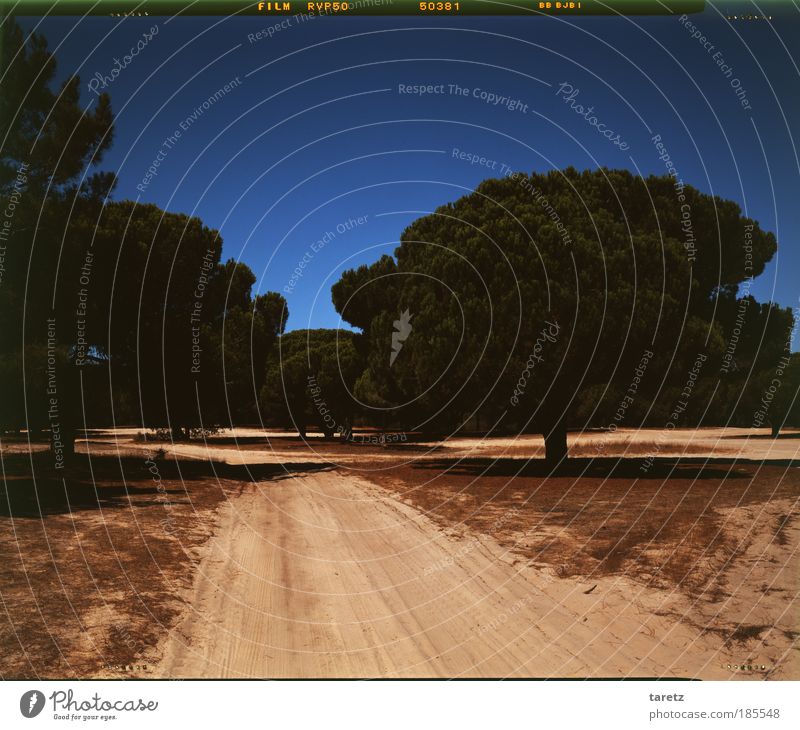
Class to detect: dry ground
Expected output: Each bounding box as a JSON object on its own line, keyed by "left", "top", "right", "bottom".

{"left": 0, "top": 428, "right": 798, "bottom": 678}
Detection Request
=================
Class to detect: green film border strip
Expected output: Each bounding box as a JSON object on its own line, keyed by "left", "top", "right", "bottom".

{"left": 0, "top": 1, "right": 706, "bottom": 16}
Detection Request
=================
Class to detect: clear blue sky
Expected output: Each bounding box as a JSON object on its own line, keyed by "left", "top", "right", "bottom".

{"left": 20, "top": 3, "right": 800, "bottom": 340}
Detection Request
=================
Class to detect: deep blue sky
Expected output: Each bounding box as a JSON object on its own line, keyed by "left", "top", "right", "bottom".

{"left": 19, "top": 3, "right": 800, "bottom": 337}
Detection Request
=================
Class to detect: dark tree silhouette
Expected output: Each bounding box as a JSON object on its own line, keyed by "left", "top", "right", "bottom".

{"left": 0, "top": 18, "right": 114, "bottom": 461}
{"left": 332, "top": 168, "right": 787, "bottom": 463}
{"left": 0, "top": 20, "right": 287, "bottom": 449}
{"left": 261, "top": 329, "right": 363, "bottom": 438}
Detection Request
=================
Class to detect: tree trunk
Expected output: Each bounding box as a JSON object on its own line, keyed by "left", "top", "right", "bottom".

{"left": 172, "top": 426, "right": 189, "bottom": 441}
{"left": 544, "top": 426, "right": 568, "bottom": 465}
{"left": 62, "top": 429, "right": 76, "bottom": 464}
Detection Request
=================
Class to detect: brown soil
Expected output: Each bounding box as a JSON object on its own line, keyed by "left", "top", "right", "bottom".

{"left": 360, "top": 456, "right": 798, "bottom": 597}
{"left": 1, "top": 431, "right": 798, "bottom": 679}
{"left": 0, "top": 447, "right": 327, "bottom": 678}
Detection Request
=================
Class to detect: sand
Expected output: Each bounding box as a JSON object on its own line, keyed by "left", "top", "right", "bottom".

{"left": 2, "top": 428, "right": 797, "bottom": 679}
{"left": 150, "top": 469, "right": 796, "bottom": 679}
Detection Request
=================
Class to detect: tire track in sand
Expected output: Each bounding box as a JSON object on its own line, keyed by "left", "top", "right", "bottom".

{"left": 152, "top": 470, "right": 739, "bottom": 678}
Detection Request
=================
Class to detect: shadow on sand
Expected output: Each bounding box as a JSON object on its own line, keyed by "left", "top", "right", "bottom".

{"left": 721, "top": 431, "right": 800, "bottom": 440}
{"left": 409, "top": 455, "right": 787, "bottom": 480}
{"left": 0, "top": 451, "right": 332, "bottom": 519}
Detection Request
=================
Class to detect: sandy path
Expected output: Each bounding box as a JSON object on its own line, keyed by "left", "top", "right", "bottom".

{"left": 80, "top": 425, "right": 800, "bottom": 461}
{"left": 150, "top": 470, "right": 756, "bottom": 679}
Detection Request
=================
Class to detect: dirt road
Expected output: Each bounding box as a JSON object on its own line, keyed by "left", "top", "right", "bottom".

{"left": 152, "top": 470, "right": 763, "bottom": 679}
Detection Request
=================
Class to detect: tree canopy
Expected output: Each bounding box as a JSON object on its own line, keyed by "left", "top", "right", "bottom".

{"left": 0, "top": 19, "right": 287, "bottom": 448}
{"left": 261, "top": 329, "right": 363, "bottom": 438}
{"left": 332, "top": 168, "right": 793, "bottom": 461}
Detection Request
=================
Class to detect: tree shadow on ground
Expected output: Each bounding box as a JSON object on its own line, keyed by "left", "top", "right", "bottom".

{"left": 722, "top": 432, "right": 800, "bottom": 440}
{"left": 0, "top": 452, "right": 333, "bottom": 519}
{"left": 410, "top": 456, "right": 771, "bottom": 480}
{"left": 129, "top": 435, "right": 272, "bottom": 446}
